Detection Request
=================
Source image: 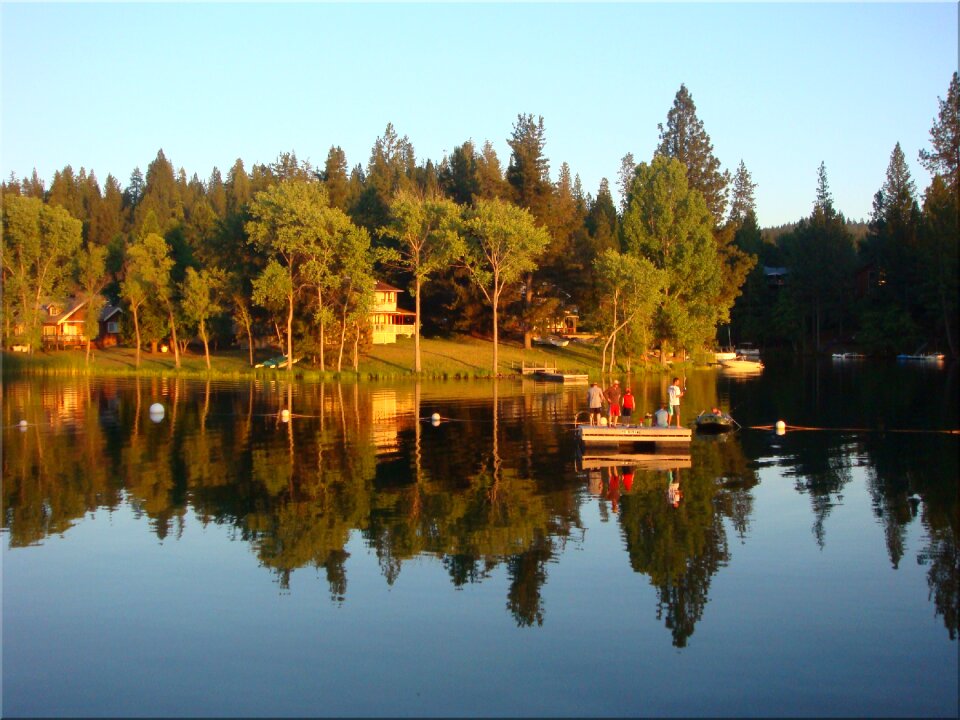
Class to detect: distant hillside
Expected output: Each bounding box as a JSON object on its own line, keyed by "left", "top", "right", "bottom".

{"left": 762, "top": 219, "right": 869, "bottom": 244}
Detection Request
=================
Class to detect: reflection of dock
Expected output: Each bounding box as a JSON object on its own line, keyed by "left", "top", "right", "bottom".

{"left": 576, "top": 424, "right": 692, "bottom": 448}
{"left": 578, "top": 451, "right": 691, "bottom": 471}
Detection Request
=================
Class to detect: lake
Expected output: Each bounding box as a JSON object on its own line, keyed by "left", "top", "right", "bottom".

{"left": 2, "top": 357, "right": 957, "bottom": 717}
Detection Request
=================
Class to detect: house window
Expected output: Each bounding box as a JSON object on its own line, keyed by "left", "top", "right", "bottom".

{"left": 107, "top": 321, "right": 119, "bottom": 334}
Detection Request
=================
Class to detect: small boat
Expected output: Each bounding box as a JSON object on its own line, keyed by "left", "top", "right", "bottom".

{"left": 533, "top": 335, "right": 570, "bottom": 347}
{"left": 735, "top": 342, "right": 760, "bottom": 358}
{"left": 832, "top": 352, "right": 865, "bottom": 360}
{"left": 897, "top": 352, "right": 945, "bottom": 362}
{"left": 694, "top": 410, "right": 737, "bottom": 434}
{"left": 714, "top": 348, "right": 737, "bottom": 362}
{"left": 533, "top": 369, "right": 589, "bottom": 383}
{"left": 720, "top": 356, "right": 764, "bottom": 372}
{"left": 255, "top": 355, "right": 301, "bottom": 369}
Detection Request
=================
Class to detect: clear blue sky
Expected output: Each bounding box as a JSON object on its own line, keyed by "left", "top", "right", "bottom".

{"left": 2, "top": 2, "right": 956, "bottom": 227}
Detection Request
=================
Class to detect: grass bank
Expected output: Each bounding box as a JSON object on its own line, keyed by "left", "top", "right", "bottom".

{"left": 2, "top": 335, "right": 686, "bottom": 382}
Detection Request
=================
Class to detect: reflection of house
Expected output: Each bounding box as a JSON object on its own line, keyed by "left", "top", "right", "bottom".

{"left": 369, "top": 281, "right": 415, "bottom": 345}
{"left": 39, "top": 298, "right": 122, "bottom": 349}
{"left": 369, "top": 389, "right": 416, "bottom": 454}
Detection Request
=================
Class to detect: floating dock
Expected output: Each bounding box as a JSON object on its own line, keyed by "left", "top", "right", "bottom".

{"left": 576, "top": 424, "right": 692, "bottom": 447}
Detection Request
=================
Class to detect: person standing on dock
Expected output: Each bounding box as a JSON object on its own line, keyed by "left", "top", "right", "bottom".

{"left": 668, "top": 377, "right": 684, "bottom": 427}
{"left": 586, "top": 382, "right": 604, "bottom": 425}
{"left": 621, "top": 387, "right": 635, "bottom": 422}
{"left": 605, "top": 380, "right": 622, "bottom": 426}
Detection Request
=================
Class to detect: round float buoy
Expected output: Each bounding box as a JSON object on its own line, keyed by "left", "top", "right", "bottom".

{"left": 281, "top": 409, "right": 290, "bottom": 422}
{"left": 19, "top": 419, "right": 28, "bottom": 431}
{"left": 775, "top": 420, "right": 786, "bottom": 435}
{"left": 149, "top": 403, "right": 165, "bottom": 422}
{"left": 431, "top": 413, "right": 441, "bottom": 423}
{"left": 431, "top": 418, "right": 441, "bottom": 427}
{"left": 599, "top": 416, "right": 608, "bottom": 427}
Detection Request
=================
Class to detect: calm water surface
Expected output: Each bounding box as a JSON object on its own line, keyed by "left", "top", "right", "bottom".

{"left": 2, "top": 358, "right": 957, "bottom": 717}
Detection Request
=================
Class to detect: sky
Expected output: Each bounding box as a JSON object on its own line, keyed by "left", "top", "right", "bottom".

{"left": 1, "top": 2, "right": 956, "bottom": 228}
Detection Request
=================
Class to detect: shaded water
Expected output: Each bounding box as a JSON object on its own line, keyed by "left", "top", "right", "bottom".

{"left": 2, "top": 358, "right": 957, "bottom": 717}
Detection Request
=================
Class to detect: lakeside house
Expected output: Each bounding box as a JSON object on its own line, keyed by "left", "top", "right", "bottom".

{"left": 28, "top": 298, "right": 123, "bottom": 350}
{"left": 369, "top": 281, "right": 416, "bottom": 345}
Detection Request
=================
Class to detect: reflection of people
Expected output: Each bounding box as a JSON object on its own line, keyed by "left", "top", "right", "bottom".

{"left": 621, "top": 467, "right": 634, "bottom": 492}
{"left": 587, "top": 382, "right": 604, "bottom": 425}
{"left": 605, "top": 380, "right": 622, "bottom": 426}
{"left": 667, "top": 468, "right": 683, "bottom": 507}
{"left": 607, "top": 466, "right": 621, "bottom": 513}
{"left": 654, "top": 404, "right": 669, "bottom": 427}
{"left": 621, "top": 387, "right": 635, "bottom": 422}
{"left": 668, "top": 377, "right": 684, "bottom": 427}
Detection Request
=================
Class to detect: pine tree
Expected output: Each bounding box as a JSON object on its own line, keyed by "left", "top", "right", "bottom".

{"left": 656, "top": 84, "right": 730, "bottom": 225}
{"left": 919, "top": 72, "right": 959, "bottom": 195}
{"left": 321, "top": 146, "right": 350, "bottom": 211}
{"left": 728, "top": 161, "right": 757, "bottom": 227}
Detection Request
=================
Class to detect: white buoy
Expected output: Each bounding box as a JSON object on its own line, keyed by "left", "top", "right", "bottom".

{"left": 19, "top": 419, "right": 28, "bottom": 431}
{"left": 149, "top": 403, "right": 165, "bottom": 422}
{"left": 431, "top": 418, "right": 441, "bottom": 427}
{"left": 599, "top": 416, "right": 608, "bottom": 427}
{"left": 775, "top": 420, "right": 786, "bottom": 435}
{"left": 431, "top": 413, "right": 441, "bottom": 423}
{"left": 281, "top": 409, "right": 290, "bottom": 422}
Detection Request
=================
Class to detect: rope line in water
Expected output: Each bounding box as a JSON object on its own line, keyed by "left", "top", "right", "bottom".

{"left": 747, "top": 424, "right": 960, "bottom": 435}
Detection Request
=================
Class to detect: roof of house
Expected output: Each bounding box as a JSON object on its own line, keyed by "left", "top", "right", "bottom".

{"left": 375, "top": 280, "right": 404, "bottom": 293}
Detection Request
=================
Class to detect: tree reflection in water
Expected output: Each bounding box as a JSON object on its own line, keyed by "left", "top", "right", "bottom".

{"left": 1, "top": 376, "right": 956, "bottom": 642}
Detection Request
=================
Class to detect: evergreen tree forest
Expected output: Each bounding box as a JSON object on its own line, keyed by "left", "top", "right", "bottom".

{"left": 3, "top": 75, "right": 957, "bottom": 370}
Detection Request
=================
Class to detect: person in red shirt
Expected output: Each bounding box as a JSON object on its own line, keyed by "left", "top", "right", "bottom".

{"left": 621, "top": 387, "right": 635, "bottom": 423}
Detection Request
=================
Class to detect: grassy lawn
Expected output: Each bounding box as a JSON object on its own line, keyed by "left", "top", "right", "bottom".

{"left": 2, "top": 334, "right": 682, "bottom": 381}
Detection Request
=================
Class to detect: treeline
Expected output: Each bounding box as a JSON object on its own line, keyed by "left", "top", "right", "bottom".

{"left": 2, "top": 75, "right": 957, "bottom": 370}
{"left": 736, "top": 74, "right": 958, "bottom": 357}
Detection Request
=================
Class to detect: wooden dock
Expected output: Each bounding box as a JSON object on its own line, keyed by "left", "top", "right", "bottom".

{"left": 576, "top": 424, "right": 692, "bottom": 448}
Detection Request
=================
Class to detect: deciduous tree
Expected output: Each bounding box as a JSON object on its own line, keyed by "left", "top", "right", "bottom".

{"left": 460, "top": 198, "right": 550, "bottom": 375}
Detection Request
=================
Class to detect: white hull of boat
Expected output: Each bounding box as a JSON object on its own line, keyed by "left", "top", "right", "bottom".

{"left": 720, "top": 358, "right": 764, "bottom": 372}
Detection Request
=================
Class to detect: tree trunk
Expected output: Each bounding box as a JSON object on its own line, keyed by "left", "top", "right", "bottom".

{"left": 200, "top": 320, "right": 210, "bottom": 370}
{"left": 286, "top": 293, "right": 294, "bottom": 372}
{"left": 492, "top": 296, "right": 499, "bottom": 377}
{"left": 243, "top": 313, "right": 254, "bottom": 367}
{"left": 414, "top": 275, "right": 422, "bottom": 373}
{"left": 317, "top": 287, "right": 325, "bottom": 371}
{"left": 133, "top": 305, "right": 142, "bottom": 368}
{"left": 168, "top": 306, "right": 181, "bottom": 369}
{"left": 523, "top": 271, "right": 533, "bottom": 350}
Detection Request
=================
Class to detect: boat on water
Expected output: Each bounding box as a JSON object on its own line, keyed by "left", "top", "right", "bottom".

{"left": 897, "top": 352, "right": 945, "bottom": 362}
{"left": 720, "top": 357, "right": 764, "bottom": 372}
{"left": 714, "top": 348, "right": 737, "bottom": 362}
{"left": 832, "top": 352, "right": 865, "bottom": 360}
{"left": 533, "top": 369, "right": 589, "bottom": 383}
{"left": 693, "top": 410, "right": 738, "bottom": 434}
{"left": 735, "top": 342, "right": 760, "bottom": 358}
